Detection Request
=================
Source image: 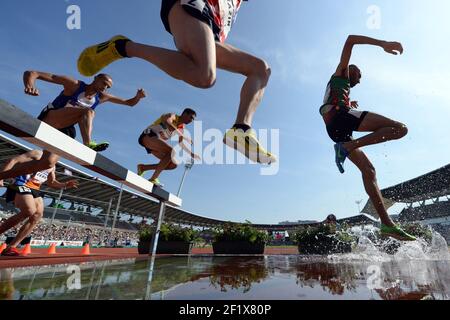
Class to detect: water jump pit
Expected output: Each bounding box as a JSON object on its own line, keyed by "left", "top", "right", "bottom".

{"left": 1, "top": 229, "right": 449, "bottom": 301}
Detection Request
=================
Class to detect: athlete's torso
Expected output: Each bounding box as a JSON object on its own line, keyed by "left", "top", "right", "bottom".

{"left": 14, "top": 168, "right": 54, "bottom": 191}
{"left": 146, "top": 114, "right": 185, "bottom": 140}
{"left": 320, "top": 75, "right": 351, "bottom": 115}
{"left": 51, "top": 81, "right": 101, "bottom": 110}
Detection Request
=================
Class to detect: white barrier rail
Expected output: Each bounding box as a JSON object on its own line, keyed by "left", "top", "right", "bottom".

{"left": 0, "top": 98, "right": 181, "bottom": 207}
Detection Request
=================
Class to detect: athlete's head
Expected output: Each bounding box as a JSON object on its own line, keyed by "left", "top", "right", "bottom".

{"left": 93, "top": 74, "right": 113, "bottom": 93}
{"left": 349, "top": 65, "right": 361, "bottom": 87}
{"left": 180, "top": 108, "right": 197, "bottom": 124}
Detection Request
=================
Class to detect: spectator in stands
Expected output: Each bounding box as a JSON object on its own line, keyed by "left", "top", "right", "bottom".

{"left": 0, "top": 150, "right": 78, "bottom": 256}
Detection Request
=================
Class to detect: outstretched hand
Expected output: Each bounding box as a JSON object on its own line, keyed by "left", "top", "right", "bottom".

{"left": 136, "top": 88, "right": 147, "bottom": 99}
{"left": 383, "top": 41, "right": 404, "bottom": 55}
{"left": 350, "top": 101, "right": 359, "bottom": 109}
{"left": 65, "top": 180, "right": 79, "bottom": 189}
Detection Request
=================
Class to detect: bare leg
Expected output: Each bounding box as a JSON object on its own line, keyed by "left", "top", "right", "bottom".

{"left": 216, "top": 42, "right": 271, "bottom": 126}
{"left": 78, "top": 108, "right": 95, "bottom": 145}
{"left": 44, "top": 107, "right": 95, "bottom": 145}
{"left": 150, "top": 153, "right": 174, "bottom": 182}
{"left": 348, "top": 149, "right": 395, "bottom": 227}
{"left": 138, "top": 163, "right": 177, "bottom": 172}
{"left": 343, "top": 112, "right": 408, "bottom": 153}
{"left": 126, "top": 2, "right": 217, "bottom": 88}
{"left": 139, "top": 136, "right": 178, "bottom": 181}
{"left": 0, "top": 211, "right": 28, "bottom": 235}
{"left": 9, "top": 197, "right": 44, "bottom": 247}
{"left": 0, "top": 151, "right": 59, "bottom": 181}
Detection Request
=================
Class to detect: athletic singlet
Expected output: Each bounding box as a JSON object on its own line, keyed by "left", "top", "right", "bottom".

{"left": 144, "top": 114, "right": 185, "bottom": 141}
{"left": 49, "top": 81, "right": 101, "bottom": 111}
{"left": 320, "top": 76, "right": 351, "bottom": 115}
{"left": 183, "top": 0, "right": 244, "bottom": 43}
{"left": 14, "top": 168, "right": 54, "bottom": 191}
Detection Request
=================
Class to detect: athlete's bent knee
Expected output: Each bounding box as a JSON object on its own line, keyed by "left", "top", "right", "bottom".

{"left": 41, "top": 157, "right": 57, "bottom": 170}
{"left": 251, "top": 58, "right": 271, "bottom": 83}
{"left": 23, "top": 209, "right": 37, "bottom": 219}
{"left": 193, "top": 69, "right": 216, "bottom": 89}
{"left": 167, "top": 163, "right": 178, "bottom": 170}
{"left": 84, "top": 108, "right": 95, "bottom": 117}
{"left": 396, "top": 123, "right": 408, "bottom": 138}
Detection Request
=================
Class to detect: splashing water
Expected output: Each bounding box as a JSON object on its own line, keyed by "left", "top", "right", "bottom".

{"left": 329, "top": 225, "right": 450, "bottom": 262}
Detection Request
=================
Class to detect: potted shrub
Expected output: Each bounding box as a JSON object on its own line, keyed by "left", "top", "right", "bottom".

{"left": 212, "top": 222, "right": 268, "bottom": 254}
{"left": 138, "top": 223, "right": 199, "bottom": 254}
{"left": 294, "top": 224, "right": 356, "bottom": 255}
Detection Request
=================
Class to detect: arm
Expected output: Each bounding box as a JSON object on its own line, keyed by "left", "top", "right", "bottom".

{"left": 178, "top": 136, "right": 201, "bottom": 160}
{"left": 161, "top": 113, "right": 193, "bottom": 144}
{"left": 0, "top": 150, "right": 43, "bottom": 187}
{"left": 335, "top": 35, "right": 404, "bottom": 77}
{"left": 46, "top": 170, "right": 79, "bottom": 190}
{"left": 100, "top": 88, "right": 147, "bottom": 107}
{"left": 23, "top": 70, "right": 79, "bottom": 96}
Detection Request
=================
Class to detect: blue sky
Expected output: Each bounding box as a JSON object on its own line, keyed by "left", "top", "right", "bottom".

{"left": 1, "top": 0, "right": 450, "bottom": 224}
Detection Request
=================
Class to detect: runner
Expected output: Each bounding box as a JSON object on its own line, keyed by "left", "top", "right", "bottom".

{"left": 137, "top": 108, "right": 201, "bottom": 187}
{"left": 77, "top": 0, "right": 277, "bottom": 165}
{"left": 320, "top": 35, "right": 416, "bottom": 241}
{"left": 0, "top": 150, "right": 79, "bottom": 256}
{"left": 0, "top": 70, "right": 146, "bottom": 182}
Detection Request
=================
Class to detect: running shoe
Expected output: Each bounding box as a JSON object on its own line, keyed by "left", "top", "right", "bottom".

{"left": 87, "top": 141, "right": 110, "bottom": 152}
{"left": 223, "top": 128, "right": 277, "bottom": 165}
{"left": 380, "top": 224, "right": 417, "bottom": 241}
{"left": 151, "top": 178, "right": 164, "bottom": 188}
{"left": 78, "top": 35, "right": 130, "bottom": 77}
{"left": 334, "top": 143, "right": 349, "bottom": 174}
{"left": 1, "top": 246, "right": 20, "bottom": 257}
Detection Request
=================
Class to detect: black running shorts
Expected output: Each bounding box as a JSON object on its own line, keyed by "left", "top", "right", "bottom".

{"left": 138, "top": 131, "right": 158, "bottom": 154}
{"left": 5, "top": 186, "right": 42, "bottom": 204}
{"left": 325, "top": 109, "right": 369, "bottom": 143}
{"left": 161, "top": 0, "right": 221, "bottom": 41}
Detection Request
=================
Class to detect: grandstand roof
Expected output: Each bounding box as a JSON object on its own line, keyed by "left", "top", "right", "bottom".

{"left": 381, "top": 164, "right": 450, "bottom": 203}
{"left": 0, "top": 134, "right": 234, "bottom": 228}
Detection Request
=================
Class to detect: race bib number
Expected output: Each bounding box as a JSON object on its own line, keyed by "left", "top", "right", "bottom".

{"left": 18, "top": 186, "right": 32, "bottom": 193}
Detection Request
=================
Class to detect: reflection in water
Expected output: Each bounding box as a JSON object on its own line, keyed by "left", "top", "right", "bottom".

{"left": 0, "top": 256, "right": 449, "bottom": 300}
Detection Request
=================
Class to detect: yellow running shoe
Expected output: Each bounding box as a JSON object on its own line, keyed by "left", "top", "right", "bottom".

{"left": 223, "top": 128, "right": 277, "bottom": 165}
{"left": 150, "top": 178, "right": 164, "bottom": 188}
{"left": 78, "top": 35, "right": 130, "bottom": 76}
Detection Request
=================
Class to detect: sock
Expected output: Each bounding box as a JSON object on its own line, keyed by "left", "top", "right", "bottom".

{"left": 115, "top": 39, "right": 131, "bottom": 58}
{"left": 232, "top": 124, "right": 251, "bottom": 132}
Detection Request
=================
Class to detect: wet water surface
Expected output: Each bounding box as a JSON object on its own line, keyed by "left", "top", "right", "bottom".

{"left": 1, "top": 255, "right": 449, "bottom": 300}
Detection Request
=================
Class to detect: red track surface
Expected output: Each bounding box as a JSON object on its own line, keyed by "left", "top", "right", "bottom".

{"left": 0, "top": 247, "right": 299, "bottom": 269}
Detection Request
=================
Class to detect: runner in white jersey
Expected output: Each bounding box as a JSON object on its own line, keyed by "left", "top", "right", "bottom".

{"left": 77, "top": 0, "right": 277, "bottom": 167}
{"left": 0, "top": 150, "right": 79, "bottom": 256}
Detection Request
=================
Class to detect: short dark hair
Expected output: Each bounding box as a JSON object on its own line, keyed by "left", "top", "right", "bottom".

{"left": 182, "top": 108, "right": 197, "bottom": 117}
{"left": 95, "top": 73, "right": 112, "bottom": 81}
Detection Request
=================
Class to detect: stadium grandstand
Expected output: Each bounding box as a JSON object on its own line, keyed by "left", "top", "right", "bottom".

{"left": 0, "top": 133, "right": 321, "bottom": 248}
{"left": 2, "top": 131, "right": 450, "bottom": 246}
{"left": 361, "top": 164, "right": 450, "bottom": 241}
